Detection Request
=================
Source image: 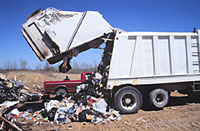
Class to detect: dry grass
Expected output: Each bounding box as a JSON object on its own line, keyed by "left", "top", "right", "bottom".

{"left": 2, "top": 70, "right": 80, "bottom": 90}
{"left": 0, "top": 73, "right": 5, "bottom": 79}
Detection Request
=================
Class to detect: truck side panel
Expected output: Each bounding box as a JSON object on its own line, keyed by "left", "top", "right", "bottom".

{"left": 44, "top": 81, "right": 80, "bottom": 93}
{"left": 108, "top": 31, "right": 200, "bottom": 87}
{"left": 44, "top": 72, "right": 92, "bottom": 93}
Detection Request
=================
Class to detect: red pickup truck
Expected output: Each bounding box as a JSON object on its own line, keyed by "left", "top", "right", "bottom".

{"left": 44, "top": 72, "right": 92, "bottom": 96}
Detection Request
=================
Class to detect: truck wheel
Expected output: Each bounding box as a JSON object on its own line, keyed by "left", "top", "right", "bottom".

{"left": 56, "top": 89, "right": 68, "bottom": 97}
{"left": 149, "top": 88, "right": 169, "bottom": 108}
{"left": 114, "top": 86, "right": 143, "bottom": 114}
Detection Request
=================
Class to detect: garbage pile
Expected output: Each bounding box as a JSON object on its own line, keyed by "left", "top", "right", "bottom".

{"left": 0, "top": 38, "right": 116, "bottom": 130}
{"left": 0, "top": 70, "right": 120, "bottom": 131}
{"left": 0, "top": 78, "right": 40, "bottom": 103}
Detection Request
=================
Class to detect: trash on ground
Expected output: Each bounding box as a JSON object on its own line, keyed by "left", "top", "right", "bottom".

{"left": 0, "top": 69, "right": 121, "bottom": 130}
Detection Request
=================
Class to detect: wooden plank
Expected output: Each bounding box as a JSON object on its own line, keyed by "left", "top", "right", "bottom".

{"left": 0, "top": 116, "right": 22, "bottom": 131}
{"left": 0, "top": 106, "right": 22, "bottom": 131}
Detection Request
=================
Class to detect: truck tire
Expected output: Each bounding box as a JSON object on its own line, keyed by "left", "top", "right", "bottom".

{"left": 114, "top": 86, "right": 143, "bottom": 114}
{"left": 56, "top": 88, "right": 68, "bottom": 97}
{"left": 149, "top": 88, "right": 169, "bottom": 108}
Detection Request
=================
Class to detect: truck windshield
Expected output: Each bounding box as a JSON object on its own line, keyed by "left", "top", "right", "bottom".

{"left": 81, "top": 73, "right": 92, "bottom": 81}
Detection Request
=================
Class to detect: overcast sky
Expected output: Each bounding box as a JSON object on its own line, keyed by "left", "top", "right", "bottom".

{"left": 0, "top": 0, "right": 200, "bottom": 69}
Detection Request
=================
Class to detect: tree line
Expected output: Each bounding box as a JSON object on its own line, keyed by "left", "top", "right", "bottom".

{"left": 1, "top": 59, "right": 98, "bottom": 73}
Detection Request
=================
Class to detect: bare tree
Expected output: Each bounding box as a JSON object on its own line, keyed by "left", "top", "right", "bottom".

{"left": 43, "top": 62, "right": 50, "bottom": 71}
{"left": 4, "top": 60, "right": 18, "bottom": 70}
{"left": 43, "top": 62, "right": 57, "bottom": 72}
{"left": 81, "top": 62, "right": 89, "bottom": 69}
{"left": 72, "top": 60, "right": 79, "bottom": 70}
{"left": 4, "top": 60, "right": 12, "bottom": 70}
{"left": 20, "top": 59, "right": 28, "bottom": 70}
{"left": 35, "top": 64, "right": 42, "bottom": 70}
{"left": 71, "top": 60, "right": 79, "bottom": 73}
{"left": 89, "top": 63, "right": 93, "bottom": 71}
{"left": 13, "top": 60, "right": 18, "bottom": 70}
{"left": 93, "top": 60, "right": 98, "bottom": 69}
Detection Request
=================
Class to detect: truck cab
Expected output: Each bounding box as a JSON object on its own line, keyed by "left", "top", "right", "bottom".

{"left": 44, "top": 72, "right": 92, "bottom": 96}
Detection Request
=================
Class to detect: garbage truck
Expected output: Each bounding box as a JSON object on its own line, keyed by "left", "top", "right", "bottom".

{"left": 21, "top": 7, "right": 200, "bottom": 114}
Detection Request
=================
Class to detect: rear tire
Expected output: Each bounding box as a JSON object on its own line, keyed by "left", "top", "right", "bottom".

{"left": 114, "top": 86, "right": 143, "bottom": 114}
{"left": 149, "top": 88, "right": 169, "bottom": 108}
{"left": 56, "top": 88, "right": 68, "bottom": 97}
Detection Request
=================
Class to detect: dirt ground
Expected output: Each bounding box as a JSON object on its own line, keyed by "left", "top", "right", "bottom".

{"left": 30, "top": 94, "right": 200, "bottom": 131}
{"left": 1, "top": 71, "right": 200, "bottom": 131}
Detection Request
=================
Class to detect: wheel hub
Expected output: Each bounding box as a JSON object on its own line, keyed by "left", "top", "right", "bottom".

{"left": 121, "top": 93, "right": 137, "bottom": 110}
{"left": 156, "top": 94, "right": 164, "bottom": 103}
{"left": 125, "top": 98, "right": 132, "bottom": 104}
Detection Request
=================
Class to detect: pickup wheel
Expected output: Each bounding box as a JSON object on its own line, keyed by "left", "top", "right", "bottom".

{"left": 114, "top": 86, "right": 143, "bottom": 114}
{"left": 56, "top": 88, "right": 68, "bottom": 97}
{"left": 149, "top": 88, "right": 169, "bottom": 109}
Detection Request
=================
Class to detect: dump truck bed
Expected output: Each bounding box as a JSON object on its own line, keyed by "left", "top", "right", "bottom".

{"left": 107, "top": 30, "right": 200, "bottom": 89}
{"left": 21, "top": 8, "right": 113, "bottom": 64}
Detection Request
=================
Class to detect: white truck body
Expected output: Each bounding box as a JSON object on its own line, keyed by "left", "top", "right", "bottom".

{"left": 107, "top": 31, "right": 200, "bottom": 89}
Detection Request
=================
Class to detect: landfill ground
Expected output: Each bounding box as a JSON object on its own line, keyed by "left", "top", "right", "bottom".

{"left": 1, "top": 70, "right": 200, "bottom": 131}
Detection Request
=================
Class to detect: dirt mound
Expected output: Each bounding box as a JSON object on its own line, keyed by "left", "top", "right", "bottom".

{"left": 5, "top": 71, "right": 80, "bottom": 90}
{"left": 0, "top": 73, "right": 5, "bottom": 79}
